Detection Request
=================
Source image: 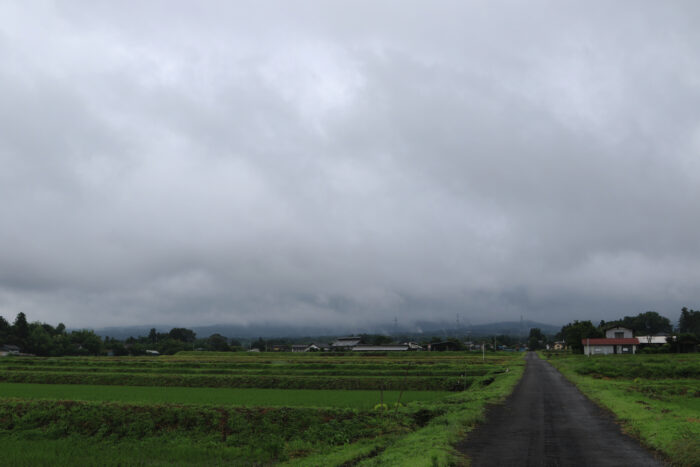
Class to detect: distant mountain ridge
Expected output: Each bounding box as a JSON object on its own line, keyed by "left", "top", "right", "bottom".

{"left": 93, "top": 320, "right": 561, "bottom": 340}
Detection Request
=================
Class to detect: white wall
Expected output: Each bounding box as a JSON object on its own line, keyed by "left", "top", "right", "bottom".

{"left": 605, "top": 327, "right": 633, "bottom": 338}
{"left": 584, "top": 344, "right": 614, "bottom": 355}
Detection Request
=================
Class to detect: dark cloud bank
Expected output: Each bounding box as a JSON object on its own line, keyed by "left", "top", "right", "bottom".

{"left": 1, "top": 1, "right": 699, "bottom": 330}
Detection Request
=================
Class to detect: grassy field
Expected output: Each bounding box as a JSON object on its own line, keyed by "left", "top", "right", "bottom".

{"left": 0, "top": 351, "right": 525, "bottom": 466}
{"left": 0, "top": 383, "right": 449, "bottom": 408}
{"left": 543, "top": 353, "right": 700, "bottom": 466}
{"left": 0, "top": 353, "right": 504, "bottom": 391}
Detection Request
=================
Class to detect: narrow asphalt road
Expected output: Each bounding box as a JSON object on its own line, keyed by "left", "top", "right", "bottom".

{"left": 456, "top": 352, "right": 663, "bottom": 466}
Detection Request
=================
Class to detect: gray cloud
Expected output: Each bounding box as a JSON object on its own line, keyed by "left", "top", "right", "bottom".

{"left": 1, "top": 1, "right": 699, "bottom": 329}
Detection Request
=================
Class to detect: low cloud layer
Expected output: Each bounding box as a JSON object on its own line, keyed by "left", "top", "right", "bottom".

{"left": 1, "top": 1, "right": 699, "bottom": 328}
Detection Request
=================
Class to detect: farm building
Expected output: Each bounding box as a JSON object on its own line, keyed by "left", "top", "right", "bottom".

{"left": 291, "top": 344, "right": 322, "bottom": 352}
{"left": 403, "top": 342, "right": 423, "bottom": 350}
{"left": 331, "top": 337, "right": 361, "bottom": 351}
{"left": 0, "top": 344, "right": 21, "bottom": 356}
{"left": 270, "top": 344, "right": 291, "bottom": 352}
{"left": 636, "top": 335, "right": 672, "bottom": 348}
{"left": 427, "top": 341, "right": 460, "bottom": 351}
{"left": 352, "top": 344, "right": 409, "bottom": 352}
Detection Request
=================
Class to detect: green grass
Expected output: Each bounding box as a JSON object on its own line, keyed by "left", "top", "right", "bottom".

{"left": 0, "top": 436, "right": 250, "bottom": 466}
{"left": 0, "top": 353, "right": 509, "bottom": 391}
{"left": 0, "top": 399, "right": 414, "bottom": 465}
{"left": 0, "top": 382, "right": 449, "bottom": 409}
{"left": 356, "top": 358, "right": 526, "bottom": 466}
{"left": 544, "top": 353, "right": 700, "bottom": 467}
{"left": 0, "top": 352, "right": 526, "bottom": 466}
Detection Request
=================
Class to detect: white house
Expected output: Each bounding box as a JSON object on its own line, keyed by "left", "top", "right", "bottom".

{"left": 582, "top": 327, "right": 638, "bottom": 355}
{"left": 605, "top": 326, "right": 633, "bottom": 339}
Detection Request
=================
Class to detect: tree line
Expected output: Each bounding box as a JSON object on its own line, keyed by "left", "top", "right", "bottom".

{"left": 0, "top": 312, "right": 243, "bottom": 356}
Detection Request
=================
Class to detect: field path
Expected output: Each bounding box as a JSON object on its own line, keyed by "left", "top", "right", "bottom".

{"left": 456, "top": 352, "right": 663, "bottom": 466}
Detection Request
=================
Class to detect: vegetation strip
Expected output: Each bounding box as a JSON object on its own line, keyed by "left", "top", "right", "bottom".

{"left": 0, "top": 352, "right": 525, "bottom": 465}
{"left": 0, "top": 383, "right": 449, "bottom": 408}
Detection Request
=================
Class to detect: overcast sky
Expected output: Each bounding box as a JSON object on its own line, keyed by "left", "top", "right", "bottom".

{"left": 1, "top": 1, "right": 699, "bottom": 330}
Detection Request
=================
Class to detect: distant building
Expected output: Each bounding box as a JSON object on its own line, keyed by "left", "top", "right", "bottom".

{"left": 636, "top": 335, "right": 671, "bottom": 346}
{"left": 0, "top": 344, "right": 21, "bottom": 356}
{"left": 145, "top": 349, "right": 160, "bottom": 356}
{"left": 582, "top": 327, "right": 638, "bottom": 355}
{"left": 291, "top": 344, "right": 322, "bottom": 352}
{"left": 352, "top": 344, "right": 409, "bottom": 352}
{"left": 427, "top": 341, "right": 460, "bottom": 351}
{"left": 331, "top": 337, "right": 361, "bottom": 351}
{"left": 403, "top": 342, "right": 424, "bottom": 351}
{"left": 552, "top": 341, "right": 566, "bottom": 351}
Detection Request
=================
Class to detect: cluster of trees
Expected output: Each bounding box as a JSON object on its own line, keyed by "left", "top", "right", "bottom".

{"left": 598, "top": 311, "right": 673, "bottom": 336}
{"left": 0, "top": 313, "right": 243, "bottom": 356}
{"left": 527, "top": 328, "right": 546, "bottom": 350}
{"left": 0, "top": 313, "right": 103, "bottom": 356}
{"left": 679, "top": 307, "right": 700, "bottom": 335}
{"left": 558, "top": 308, "right": 700, "bottom": 354}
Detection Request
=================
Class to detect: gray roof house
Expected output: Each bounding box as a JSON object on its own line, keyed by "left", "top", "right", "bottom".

{"left": 331, "top": 337, "right": 361, "bottom": 350}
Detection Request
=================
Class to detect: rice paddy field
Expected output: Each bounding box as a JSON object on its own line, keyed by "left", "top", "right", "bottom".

{"left": 0, "top": 351, "right": 525, "bottom": 466}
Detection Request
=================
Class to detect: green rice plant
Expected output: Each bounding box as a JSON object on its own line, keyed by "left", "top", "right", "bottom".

{"left": 0, "top": 383, "right": 450, "bottom": 408}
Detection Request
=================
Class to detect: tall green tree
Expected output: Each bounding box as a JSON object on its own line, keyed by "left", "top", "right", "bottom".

{"left": 27, "top": 324, "right": 55, "bottom": 356}
{"left": 679, "top": 307, "right": 700, "bottom": 337}
{"left": 559, "top": 320, "right": 603, "bottom": 354}
{"left": 0, "top": 315, "right": 10, "bottom": 343}
{"left": 528, "top": 328, "right": 545, "bottom": 350}
{"left": 70, "top": 329, "right": 103, "bottom": 355}
{"left": 603, "top": 311, "right": 672, "bottom": 335}
{"left": 206, "top": 333, "right": 231, "bottom": 351}
{"left": 12, "top": 312, "right": 29, "bottom": 346}
{"left": 169, "top": 328, "right": 196, "bottom": 343}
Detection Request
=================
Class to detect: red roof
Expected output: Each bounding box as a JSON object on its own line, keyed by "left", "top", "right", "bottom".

{"left": 581, "top": 338, "right": 639, "bottom": 345}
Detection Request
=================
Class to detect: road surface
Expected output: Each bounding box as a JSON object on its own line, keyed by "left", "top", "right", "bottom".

{"left": 456, "top": 352, "right": 663, "bottom": 466}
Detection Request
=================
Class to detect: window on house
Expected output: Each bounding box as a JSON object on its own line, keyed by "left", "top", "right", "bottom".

{"left": 614, "top": 332, "right": 624, "bottom": 339}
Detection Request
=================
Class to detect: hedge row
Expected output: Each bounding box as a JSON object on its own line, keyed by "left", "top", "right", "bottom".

{"left": 0, "top": 371, "right": 474, "bottom": 391}
{"left": 0, "top": 399, "right": 413, "bottom": 444}
{"left": 0, "top": 365, "right": 488, "bottom": 377}
{"left": 0, "top": 359, "right": 489, "bottom": 371}
{"left": 573, "top": 361, "right": 700, "bottom": 379}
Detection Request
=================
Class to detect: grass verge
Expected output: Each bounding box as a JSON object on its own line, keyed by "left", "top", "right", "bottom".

{"left": 543, "top": 353, "right": 700, "bottom": 467}
{"left": 353, "top": 356, "right": 526, "bottom": 466}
